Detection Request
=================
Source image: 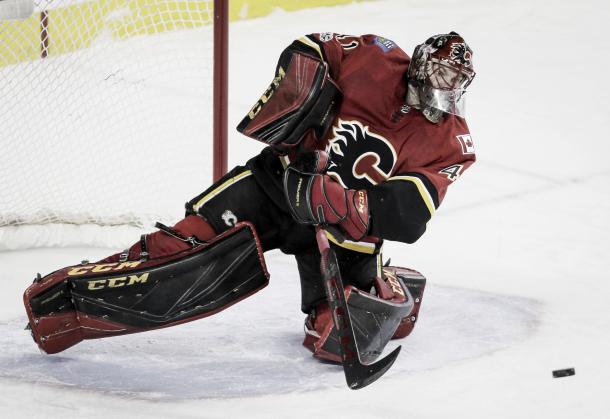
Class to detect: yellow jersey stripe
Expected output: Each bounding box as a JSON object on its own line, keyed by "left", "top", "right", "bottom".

{"left": 387, "top": 175, "right": 436, "bottom": 217}
{"left": 325, "top": 230, "right": 377, "bottom": 254}
{"left": 193, "top": 170, "right": 253, "bottom": 212}
{"left": 279, "top": 155, "right": 290, "bottom": 169}
{"left": 297, "top": 36, "right": 323, "bottom": 60}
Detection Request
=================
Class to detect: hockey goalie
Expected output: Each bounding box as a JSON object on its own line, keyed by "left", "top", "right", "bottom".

{"left": 24, "top": 31, "right": 476, "bottom": 364}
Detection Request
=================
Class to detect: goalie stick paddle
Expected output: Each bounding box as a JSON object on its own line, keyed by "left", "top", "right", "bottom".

{"left": 315, "top": 227, "right": 401, "bottom": 390}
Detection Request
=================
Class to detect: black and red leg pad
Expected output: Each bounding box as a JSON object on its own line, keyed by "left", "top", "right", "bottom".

{"left": 23, "top": 222, "right": 269, "bottom": 354}
{"left": 304, "top": 275, "right": 414, "bottom": 364}
{"left": 390, "top": 266, "right": 427, "bottom": 339}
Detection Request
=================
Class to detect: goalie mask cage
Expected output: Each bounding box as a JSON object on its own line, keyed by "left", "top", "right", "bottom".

{"left": 0, "top": 0, "right": 228, "bottom": 249}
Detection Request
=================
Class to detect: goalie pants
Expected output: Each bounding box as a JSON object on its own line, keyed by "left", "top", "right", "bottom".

{"left": 187, "top": 147, "right": 381, "bottom": 313}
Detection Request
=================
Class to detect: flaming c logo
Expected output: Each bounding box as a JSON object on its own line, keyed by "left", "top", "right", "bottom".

{"left": 326, "top": 120, "right": 397, "bottom": 189}
{"left": 449, "top": 42, "right": 472, "bottom": 67}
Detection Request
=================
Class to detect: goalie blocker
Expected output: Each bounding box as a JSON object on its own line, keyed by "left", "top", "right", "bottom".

{"left": 237, "top": 50, "right": 342, "bottom": 150}
{"left": 23, "top": 222, "right": 269, "bottom": 354}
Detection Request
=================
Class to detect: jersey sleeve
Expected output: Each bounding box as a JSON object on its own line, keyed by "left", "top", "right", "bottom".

{"left": 366, "top": 173, "right": 437, "bottom": 243}
{"left": 367, "top": 120, "right": 476, "bottom": 243}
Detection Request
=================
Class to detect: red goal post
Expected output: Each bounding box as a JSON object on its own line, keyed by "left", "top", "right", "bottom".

{"left": 213, "top": 0, "right": 228, "bottom": 182}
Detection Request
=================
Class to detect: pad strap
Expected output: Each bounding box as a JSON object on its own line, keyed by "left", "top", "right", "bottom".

{"left": 139, "top": 234, "right": 149, "bottom": 261}
{"left": 154, "top": 221, "right": 205, "bottom": 247}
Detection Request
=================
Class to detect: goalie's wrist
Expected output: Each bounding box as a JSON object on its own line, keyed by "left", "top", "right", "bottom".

{"left": 283, "top": 167, "right": 370, "bottom": 241}
{"left": 340, "top": 188, "right": 370, "bottom": 241}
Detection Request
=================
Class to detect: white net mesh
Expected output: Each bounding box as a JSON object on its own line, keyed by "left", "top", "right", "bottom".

{"left": 0, "top": 0, "right": 215, "bottom": 248}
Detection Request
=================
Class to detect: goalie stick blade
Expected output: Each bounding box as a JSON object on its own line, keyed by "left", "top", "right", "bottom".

{"left": 316, "top": 228, "right": 401, "bottom": 390}
{"left": 345, "top": 345, "right": 401, "bottom": 390}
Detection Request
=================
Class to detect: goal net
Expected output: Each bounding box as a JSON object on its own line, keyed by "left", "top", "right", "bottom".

{"left": 0, "top": 0, "right": 224, "bottom": 249}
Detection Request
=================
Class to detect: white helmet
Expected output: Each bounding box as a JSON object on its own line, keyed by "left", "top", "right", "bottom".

{"left": 406, "top": 32, "right": 475, "bottom": 121}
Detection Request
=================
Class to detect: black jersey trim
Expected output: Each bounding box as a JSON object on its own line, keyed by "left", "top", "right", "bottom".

{"left": 367, "top": 172, "right": 440, "bottom": 244}
{"left": 387, "top": 172, "right": 440, "bottom": 211}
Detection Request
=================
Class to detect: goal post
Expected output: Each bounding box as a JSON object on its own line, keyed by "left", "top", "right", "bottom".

{"left": 213, "top": 0, "right": 228, "bottom": 182}
{"left": 0, "top": 0, "right": 228, "bottom": 249}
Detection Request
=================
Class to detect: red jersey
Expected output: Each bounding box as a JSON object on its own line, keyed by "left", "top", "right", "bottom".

{"left": 302, "top": 33, "right": 475, "bottom": 200}
{"left": 235, "top": 33, "right": 476, "bottom": 246}
{"left": 291, "top": 33, "right": 475, "bottom": 244}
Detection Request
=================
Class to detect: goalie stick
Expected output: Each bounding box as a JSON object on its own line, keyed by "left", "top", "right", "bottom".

{"left": 315, "top": 227, "right": 401, "bottom": 389}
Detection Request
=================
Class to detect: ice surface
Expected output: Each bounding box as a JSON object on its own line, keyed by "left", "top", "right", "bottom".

{"left": 1, "top": 0, "right": 609, "bottom": 418}
{"left": 0, "top": 255, "right": 539, "bottom": 399}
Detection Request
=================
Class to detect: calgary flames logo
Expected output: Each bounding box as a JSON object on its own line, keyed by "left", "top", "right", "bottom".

{"left": 449, "top": 42, "right": 472, "bottom": 67}
{"left": 326, "top": 120, "right": 396, "bottom": 189}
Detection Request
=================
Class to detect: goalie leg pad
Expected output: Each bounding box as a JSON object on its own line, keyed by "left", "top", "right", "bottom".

{"left": 389, "top": 266, "right": 427, "bottom": 339}
{"left": 24, "top": 222, "right": 269, "bottom": 354}
{"left": 303, "top": 270, "right": 415, "bottom": 364}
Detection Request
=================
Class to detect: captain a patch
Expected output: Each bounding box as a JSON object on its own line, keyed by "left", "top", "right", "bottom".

{"left": 456, "top": 134, "right": 475, "bottom": 155}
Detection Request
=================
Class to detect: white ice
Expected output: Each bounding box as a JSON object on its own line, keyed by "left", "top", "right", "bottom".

{"left": 1, "top": 0, "right": 609, "bottom": 417}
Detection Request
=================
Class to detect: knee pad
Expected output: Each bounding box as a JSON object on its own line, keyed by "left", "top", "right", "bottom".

{"left": 24, "top": 222, "right": 269, "bottom": 354}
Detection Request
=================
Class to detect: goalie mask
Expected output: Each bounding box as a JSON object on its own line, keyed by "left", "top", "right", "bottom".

{"left": 406, "top": 32, "right": 475, "bottom": 122}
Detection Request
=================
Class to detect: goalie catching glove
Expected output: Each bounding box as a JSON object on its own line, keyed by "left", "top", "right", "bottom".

{"left": 283, "top": 151, "right": 370, "bottom": 242}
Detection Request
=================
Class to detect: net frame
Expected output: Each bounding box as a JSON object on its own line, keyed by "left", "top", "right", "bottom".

{"left": 0, "top": 0, "right": 229, "bottom": 249}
